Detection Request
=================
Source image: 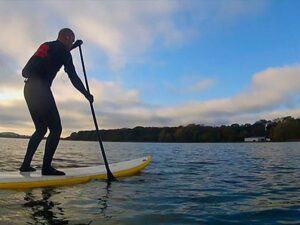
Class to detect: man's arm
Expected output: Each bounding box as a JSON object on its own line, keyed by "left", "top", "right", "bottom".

{"left": 64, "top": 55, "right": 94, "bottom": 103}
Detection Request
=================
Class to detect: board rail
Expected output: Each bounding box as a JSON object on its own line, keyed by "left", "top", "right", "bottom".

{"left": 0, "top": 156, "right": 152, "bottom": 189}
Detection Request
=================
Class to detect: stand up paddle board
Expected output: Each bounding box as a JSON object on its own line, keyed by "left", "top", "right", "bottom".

{"left": 0, "top": 156, "right": 151, "bottom": 189}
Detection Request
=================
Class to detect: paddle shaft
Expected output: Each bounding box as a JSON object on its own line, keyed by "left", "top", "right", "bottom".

{"left": 78, "top": 45, "right": 115, "bottom": 181}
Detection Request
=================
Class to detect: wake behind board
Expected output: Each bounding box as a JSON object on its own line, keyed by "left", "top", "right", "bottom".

{"left": 0, "top": 156, "right": 151, "bottom": 189}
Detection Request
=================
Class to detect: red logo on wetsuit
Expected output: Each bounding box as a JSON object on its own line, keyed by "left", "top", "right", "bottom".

{"left": 34, "top": 43, "right": 49, "bottom": 58}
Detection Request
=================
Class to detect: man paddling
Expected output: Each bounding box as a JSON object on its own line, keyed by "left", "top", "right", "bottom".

{"left": 20, "top": 28, "right": 93, "bottom": 175}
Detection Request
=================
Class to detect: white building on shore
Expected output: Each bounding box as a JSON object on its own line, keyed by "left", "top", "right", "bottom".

{"left": 244, "top": 137, "right": 266, "bottom": 142}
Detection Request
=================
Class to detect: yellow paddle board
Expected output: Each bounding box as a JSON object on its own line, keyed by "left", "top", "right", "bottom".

{"left": 0, "top": 156, "right": 152, "bottom": 189}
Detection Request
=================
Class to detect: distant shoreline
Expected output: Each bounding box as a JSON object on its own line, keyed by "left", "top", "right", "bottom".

{"left": 2, "top": 116, "right": 300, "bottom": 143}
{"left": 1, "top": 136, "right": 300, "bottom": 144}
{"left": 0, "top": 132, "right": 29, "bottom": 139}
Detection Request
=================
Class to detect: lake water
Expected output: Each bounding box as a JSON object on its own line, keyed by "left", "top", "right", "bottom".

{"left": 0, "top": 138, "right": 300, "bottom": 225}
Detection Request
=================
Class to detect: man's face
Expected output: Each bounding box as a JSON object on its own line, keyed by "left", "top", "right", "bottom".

{"left": 65, "top": 34, "right": 75, "bottom": 50}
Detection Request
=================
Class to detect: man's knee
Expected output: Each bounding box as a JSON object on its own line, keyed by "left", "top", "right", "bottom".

{"left": 36, "top": 125, "right": 47, "bottom": 137}
{"left": 49, "top": 122, "right": 62, "bottom": 136}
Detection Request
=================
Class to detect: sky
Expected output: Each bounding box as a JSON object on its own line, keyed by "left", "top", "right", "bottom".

{"left": 1, "top": 0, "right": 300, "bottom": 137}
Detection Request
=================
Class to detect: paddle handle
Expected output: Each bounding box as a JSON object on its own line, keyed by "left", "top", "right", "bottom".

{"left": 78, "top": 45, "right": 115, "bottom": 181}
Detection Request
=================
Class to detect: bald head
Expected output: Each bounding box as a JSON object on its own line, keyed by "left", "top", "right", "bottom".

{"left": 57, "top": 28, "right": 75, "bottom": 50}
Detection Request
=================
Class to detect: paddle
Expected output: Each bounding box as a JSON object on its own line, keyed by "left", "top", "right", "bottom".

{"left": 77, "top": 43, "right": 116, "bottom": 181}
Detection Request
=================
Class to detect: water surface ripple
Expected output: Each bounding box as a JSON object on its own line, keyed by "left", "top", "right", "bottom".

{"left": 0, "top": 138, "right": 300, "bottom": 224}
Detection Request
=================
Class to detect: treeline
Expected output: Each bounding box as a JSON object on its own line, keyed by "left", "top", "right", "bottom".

{"left": 0, "top": 132, "right": 29, "bottom": 139}
{"left": 65, "top": 116, "right": 300, "bottom": 142}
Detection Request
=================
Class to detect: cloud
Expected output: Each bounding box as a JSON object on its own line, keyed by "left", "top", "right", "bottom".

{"left": 48, "top": 0, "right": 267, "bottom": 70}
{"left": 156, "top": 64, "right": 300, "bottom": 125}
{"left": 0, "top": 0, "right": 277, "bottom": 136}
{"left": 48, "top": 0, "right": 194, "bottom": 70}
{"left": 0, "top": 0, "right": 269, "bottom": 74}
{"left": 47, "top": 76, "right": 142, "bottom": 135}
{"left": 58, "top": 64, "right": 300, "bottom": 132}
{"left": 164, "top": 77, "right": 216, "bottom": 97}
{"left": 0, "top": 1, "right": 60, "bottom": 65}
{"left": 186, "top": 79, "right": 216, "bottom": 93}
{"left": 52, "top": 75, "right": 140, "bottom": 106}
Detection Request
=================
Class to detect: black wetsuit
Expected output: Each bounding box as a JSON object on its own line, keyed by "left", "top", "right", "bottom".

{"left": 21, "top": 40, "right": 88, "bottom": 175}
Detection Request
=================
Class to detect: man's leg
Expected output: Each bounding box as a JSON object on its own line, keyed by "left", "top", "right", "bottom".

{"left": 42, "top": 93, "right": 64, "bottom": 175}
{"left": 20, "top": 121, "right": 47, "bottom": 171}
{"left": 20, "top": 81, "right": 48, "bottom": 172}
{"left": 42, "top": 120, "right": 62, "bottom": 174}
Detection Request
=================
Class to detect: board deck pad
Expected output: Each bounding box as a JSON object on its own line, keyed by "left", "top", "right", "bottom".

{"left": 0, "top": 156, "right": 152, "bottom": 189}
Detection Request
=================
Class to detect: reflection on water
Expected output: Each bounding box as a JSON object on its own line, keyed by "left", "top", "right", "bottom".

{"left": 23, "top": 189, "right": 69, "bottom": 225}
{"left": 96, "top": 182, "right": 112, "bottom": 220}
{"left": 22, "top": 182, "right": 112, "bottom": 225}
